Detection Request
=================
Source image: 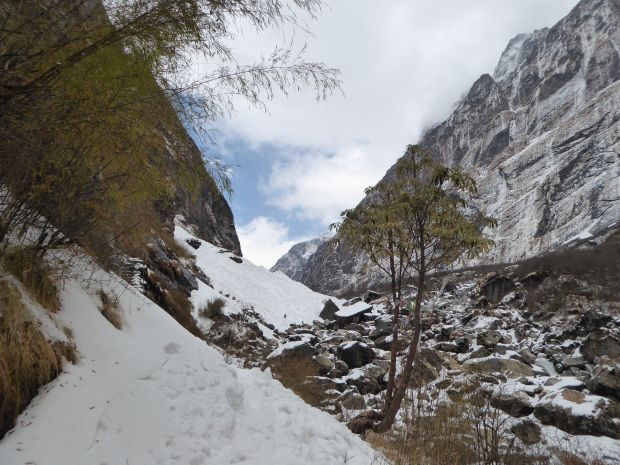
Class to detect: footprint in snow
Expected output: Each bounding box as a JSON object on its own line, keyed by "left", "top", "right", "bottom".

{"left": 163, "top": 342, "right": 180, "bottom": 354}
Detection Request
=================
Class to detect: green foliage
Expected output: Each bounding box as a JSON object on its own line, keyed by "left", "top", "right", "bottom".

{"left": 332, "top": 144, "right": 496, "bottom": 300}
{"left": 0, "top": 0, "right": 340, "bottom": 262}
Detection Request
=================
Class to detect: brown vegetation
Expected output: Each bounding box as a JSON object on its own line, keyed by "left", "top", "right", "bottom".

{"left": 98, "top": 290, "right": 123, "bottom": 330}
{"left": 0, "top": 281, "right": 61, "bottom": 438}
{"left": 199, "top": 298, "right": 226, "bottom": 319}
{"left": 2, "top": 248, "right": 60, "bottom": 312}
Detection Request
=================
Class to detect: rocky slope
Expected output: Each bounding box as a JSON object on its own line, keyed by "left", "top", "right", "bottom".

{"left": 277, "top": 0, "right": 620, "bottom": 297}
{"left": 213, "top": 232, "right": 620, "bottom": 460}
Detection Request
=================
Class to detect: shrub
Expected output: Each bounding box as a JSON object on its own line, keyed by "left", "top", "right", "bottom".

{"left": 199, "top": 298, "right": 226, "bottom": 319}
{"left": 3, "top": 248, "right": 60, "bottom": 312}
{"left": 98, "top": 290, "right": 123, "bottom": 330}
{"left": 0, "top": 281, "right": 60, "bottom": 438}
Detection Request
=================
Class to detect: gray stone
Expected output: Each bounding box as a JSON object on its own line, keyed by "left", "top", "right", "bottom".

{"left": 587, "top": 357, "right": 620, "bottom": 401}
{"left": 583, "top": 329, "right": 620, "bottom": 362}
{"left": 338, "top": 341, "right": 375, "bottom": 368}
{"left": 511, "top": 419, "right": 542, "bottom": 445}
{"left": 463, "top": 357, "right": 534, "bottom": 378}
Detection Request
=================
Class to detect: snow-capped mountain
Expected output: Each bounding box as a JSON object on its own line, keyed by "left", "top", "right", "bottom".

{"left": 276, "top": 0, "right": 620, "bottom": 297}
{"left": 270, "top": 237, "right": 328, "bottom": 282}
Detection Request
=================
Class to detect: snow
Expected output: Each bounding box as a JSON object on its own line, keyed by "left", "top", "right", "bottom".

{"left": 334, "top": 301, "right": 373, "bottom": 318}
{"left": 0, "top": 257, "right": 375, "bottom": 465}
{"left": 175, "top": 226, "right": 334, "bottom": 331}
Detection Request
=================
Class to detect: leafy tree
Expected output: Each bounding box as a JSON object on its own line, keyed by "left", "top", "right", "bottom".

{"left": 0, "top": 0, "right": 340, "bottom": 259}
{"left": 333, "top": 145, "right": 496, "bottom": 434}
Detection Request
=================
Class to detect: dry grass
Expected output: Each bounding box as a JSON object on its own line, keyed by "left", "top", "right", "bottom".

{"left": 0, "top": 280, "right": 60, "bottom": 438}
{"left": 369, "top": 387, "right": 618, "bottom": 465}
{"left": 98, "top": 290, "right": 123, "bottom": 330}
{"left": 199, "top": 298, "right": 226, "bottom": 319}
{"left": 269, "top": 356, "right": 325, "bottom": 407}
{"left": 3, "top": 248, "right": 60, "bottom": 312}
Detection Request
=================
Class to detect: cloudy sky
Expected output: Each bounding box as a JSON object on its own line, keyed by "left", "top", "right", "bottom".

{"left": 208, "top": 0, "right": 579, "bottom": 268}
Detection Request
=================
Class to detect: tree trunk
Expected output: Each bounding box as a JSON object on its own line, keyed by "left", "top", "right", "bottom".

{"left": 374, "top": 269, "right": 425, "bottom": 433}
{"left": 382, "top": 300, "right": 400, "bottom": 412}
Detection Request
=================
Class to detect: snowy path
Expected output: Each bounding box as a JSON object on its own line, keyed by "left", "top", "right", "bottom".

{"left": 0, "top": 262, "right": 375, "bottom": 465}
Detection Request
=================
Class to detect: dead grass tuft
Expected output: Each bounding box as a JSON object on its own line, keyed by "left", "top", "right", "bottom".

{"left": 3, "top": 248, "right": 60, "bottom": 312}
{"left": 268, "top": 356, "right": 325, "bottom": 407}
{"left": 199, "top": 298, "right": 226, "bottom": 319}
{"left": 98, "top": 290, "right": 123, "bottom": 330}
{"left": 0, "top": 280, "right": 61, "bottom": 438}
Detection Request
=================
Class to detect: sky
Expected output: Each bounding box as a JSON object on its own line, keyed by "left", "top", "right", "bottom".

{"left": 197, "top": 0, "right": 580, "bottom": 268}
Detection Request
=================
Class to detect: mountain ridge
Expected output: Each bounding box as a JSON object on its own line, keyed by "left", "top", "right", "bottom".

{"left": 272, "top": 0, "right": 620, "bottom": 297}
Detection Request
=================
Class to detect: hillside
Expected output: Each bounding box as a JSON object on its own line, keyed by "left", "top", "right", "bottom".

{"left": 0, "top": 253, "right": 374, "bottom": 464}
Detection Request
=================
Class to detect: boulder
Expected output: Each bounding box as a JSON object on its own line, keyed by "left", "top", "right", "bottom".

{"left": 511, "top": 419, "right": 542, "bottom": 445}
{"left": 333, "top": 360, "right": 349, "bottom": 377}
{"left": 313, "top": 354, "right": 335, "bottom": 375}
{"left": 319, "top": 299, "right": 340, "bottom": 320}
{"left": 337, "top": 389, "right": 367, "bottom": 410}
{"left": 534, "top": 390, "right": 620, "bottom": 438}
{"left": 478, "top": 273, "right": 516, "bottom": 304}
{"left": 587, "top": 357, "right": 620, "bottom": 401}
{"left": 463, "top": 357, "right": 534, "bottom": 378}
{"left": 338, "top": 341, "right": 375, "bottom": 368}
{"left": 469, "top": 346, "right": 492, "bottom": 359}
{"left": 374, "top": 314, "right": 394, "bottom": 333}
{"left": 364, "top": 290, "right": 383, "bottom": 303}
{"left": 433, "top": 342, "right": 461, "bottom": 353}
{"left": 582, "top": 329, "right": 620, "bottom": 362}
{"left": 344, "top": 368, "right": 382, "bottom": 394}
{"left": 334, "top": 302, "right": 373, "bottom": 326}
{"left": 580, "top": 310, "right": 612, "bottom": 333}
{"left": 477, "top": 330, "right": 503, "bottom": 348}
{"left": 185, "top": 238, "right": 202, "bottom": 249}
{"left": 490, "top": 391, "right": 534, "bottom": 417}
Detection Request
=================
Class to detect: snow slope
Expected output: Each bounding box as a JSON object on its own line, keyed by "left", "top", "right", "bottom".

{"left": 0, "top": 257, "right": 375, "bottom": 465}
{"left": 175, "top": 226, "right": 334, "bottom": 331}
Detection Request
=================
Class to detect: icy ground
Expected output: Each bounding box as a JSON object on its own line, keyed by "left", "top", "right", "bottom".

{"left": 0, "top": 256, "right": 375, "bottom": 465}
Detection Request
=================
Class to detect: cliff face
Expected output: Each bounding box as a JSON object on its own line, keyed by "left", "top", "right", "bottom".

{"left": 279, "top": 0, "right": 620, "bottom": 296}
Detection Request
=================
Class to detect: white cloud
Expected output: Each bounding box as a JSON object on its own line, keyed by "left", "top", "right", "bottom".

{"left": 237, "top": 216, "right": 310, "bottom": 268}
{"left": 216, "top": 0, "right": 579, "bottom": 229}
{"left": 200, "top": 1, "right": 580, "bottom": 261}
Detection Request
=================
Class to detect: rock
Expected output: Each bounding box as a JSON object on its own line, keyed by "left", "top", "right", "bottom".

{"left": 364, "top": 290, "right": 383, "bottom": 303}
{"left": 469, "top": 346, "right": 492, "bottom": 359}
{"left": 374, "top": 314, "right": 394, "bottom": 333}
{"left": 477, "top": 330, "right": 503, "bottom": 348}
{"left": 490, "top": 390, "right": 534, "bottom": 417}
{"left": 335, "top": 303, "right": 373, "bottom": 326}
{"left": 519, "top": 271, "right": 548, "bottom": 288}
{"left": 267, "top": 341, "right": 317, "bottom": 361}
{"left": 433, "top": 342, "right": 461, "bottom": 353}
{"left": 319, "top": 299, "right": 340, "bottom": 320}
{"left": 463, "top": 357, "right": 534, "bottom": 378}
{"left": 583, "top": 329, "right": 620, "bottom": 362}
{"left": 511, "top": 419, "right": 542, "bottom": 445}
{"left": 580, "top": 310, "right": 612, "bottom": 333}
{"left": 534, "top": 390, "right": 620, "bottom": 438}
{"left": 337, "top": 389, "right": 367, "bottom": 410}
{"left": 344, "top": 368, "right": 382, "bottom": 394}
{"left": 478, "top": 273, "right": 516, "bottom": 304}
{"left": 338, "top": 341, "right": 375, "bottom": 368}
{"left": 456, "top": 336, "right": 470, "bottom": 353}
{"left": 561, "top": 356, "right": 587, "bottom": 370}
{"left": 333, "top": 360, "right": 349, "bottom": 377}
{"left": 439, "top": 278, "right": 458, "bottom": 295}
{"left": 185, "top": 238, "right": 201, "bottom": 249}
{"left": 300, "top": 376, "right": 345, "bottom": 393}
{"left": 587, "top": 357, "right": 620, "bottom": 401}
{"left": 229, "top": 256, "right": 243, "bottom": 264}
{"left": 313, "top": 354, "right": 335, "bottom": 375}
